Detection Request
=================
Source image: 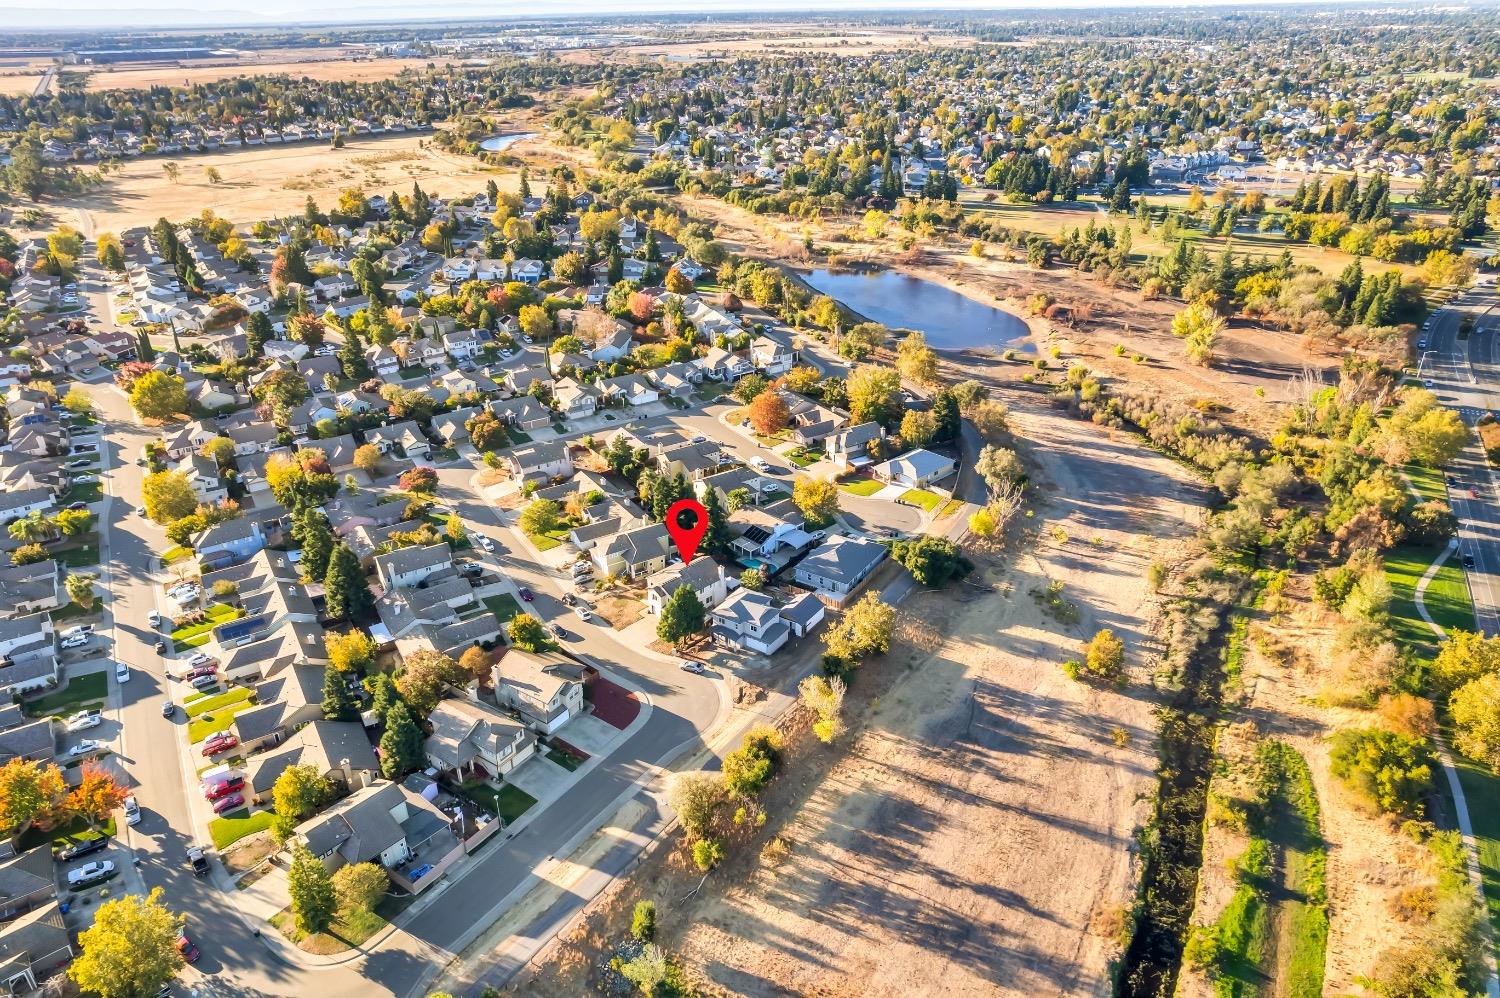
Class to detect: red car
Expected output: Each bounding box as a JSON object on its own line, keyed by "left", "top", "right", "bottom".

{"left": 211, "top": 793, "right": 245, "bottom": 815}
{"left": 518, "top": 588, "right": 534, "bottom": 601}
{"left": 201, "top": 733, "right": 238, "bottom": 757}
{"left": 204, "top": 775, "right": 244, "bottom": 801}
{"left": 177, "top": 935, "right": 200, "bottom": 964}
{"left": 187, "top": 664, "right": 217, "bottom": 679}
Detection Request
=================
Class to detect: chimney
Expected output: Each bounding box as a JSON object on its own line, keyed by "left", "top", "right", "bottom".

{"left": 339, "top": 757, "right": 352, "bottom": 787}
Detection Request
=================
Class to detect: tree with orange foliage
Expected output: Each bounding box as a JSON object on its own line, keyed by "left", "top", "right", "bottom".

{"left": 747, "top": 389, "right": 790, "bottom": 436}
{"left": 67, "top": 764, "right": 129, "bottom": 832}
{"left": 0, "top": 759, "right": 68, "bottom": 836}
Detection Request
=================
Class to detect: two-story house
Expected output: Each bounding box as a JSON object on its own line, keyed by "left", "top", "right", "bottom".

{"left": 424, "top": 697, "right": 537, "bottom": 785}
{"left": 493, "top": 651, "right": 585, "bottom": 735}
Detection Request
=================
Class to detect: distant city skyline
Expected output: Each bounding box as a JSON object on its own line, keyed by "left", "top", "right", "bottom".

{"left": 4, "top": 0, "right": 1376, "bottom": 32}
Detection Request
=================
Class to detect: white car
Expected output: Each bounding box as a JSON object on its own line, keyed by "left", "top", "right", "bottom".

{"left": 123, "top": 796, "right": 141, "bottom": 827}
{"left": 115, "top": 662, "right": 130, "bottom": 683}
{"left": 573, "top": 605, "right": 594, "bottom": 622}
{"left": 187, "top": 652, "right": 213, "bottom": 667}
{"left": 680, "top": 660, "right": 706, "bottom": 674}
{"left": 749, "top": 457, "right": 770, "bottom": 472}
{"left": 65, "top": 710, "right": 102, "bottom": 731}
{"left": 477, "top": 536, "right": 495, "bottom": 552}
{"left": 135, "top": 506, "right": 147, "bottom": 516}
{"left": 62, "top": 739, "right": 104, "bottom": 761}
{"left": 148, "top": 610, "right": 163, "bottom": 627}
{"left": 67, "top": 861, "right": 116, "bottom": 887}
{"left": 61, "top": 625, "right": 92, "bottom": 639}
{"left": 60, "top": 634, "right": 90, "bottom": 650}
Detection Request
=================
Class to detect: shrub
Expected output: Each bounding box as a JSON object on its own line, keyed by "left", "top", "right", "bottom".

{"left": 1329, "top": 728, "right": 1432, "bottom": 817}
{"left": 631, "top": 900, "right": 657, "bottom": 943}
{"left": 692, "top": 837, "right": 724, "bottom": 872}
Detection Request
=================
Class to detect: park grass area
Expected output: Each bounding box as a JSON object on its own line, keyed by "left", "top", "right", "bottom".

{"left": 270, "top": 904, "right": 388, "bottom": 954}
{"left": 22, "top": 672, "right": 107, "bottom": 718}
{"left": 186, "top": 686, "right": 253, "bottom": 719}
{"left": 1404, "top": 463, "right": 1447, "bottom": 504}
{"left": 483, "top": 593, "right": 523, "bottom": 624}
{"left": 17, "top": 814, "right": 117, "bottom": 853}
{"left": 459, "top": 781, "right": 537, "bottom": 824}
{"left": 209, "top": 810, "right": 275, "bottom": 850}
{"left": 1385, "top": 542, "right": 1475, "bottom": 654}
{"left": 838, "top": 476, "right": 885, "bottom": 497}
{"left": 1445, "top": 737, "right": 1500, "bottom": 960}
{"left": 899, "top": 488, "right": 943, "bottom": 513}
{"left": 188, "top": 698, "right": 258, "bottom": 743}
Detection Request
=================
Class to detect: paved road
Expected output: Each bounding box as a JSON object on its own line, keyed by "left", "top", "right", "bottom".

{"left": 1423, "top": 279, "right": 1500, "bottom": 635}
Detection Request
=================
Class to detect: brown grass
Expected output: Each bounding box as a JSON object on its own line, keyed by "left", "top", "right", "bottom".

{"left": 80, "top": 55, "right": 435, "bottom": 92}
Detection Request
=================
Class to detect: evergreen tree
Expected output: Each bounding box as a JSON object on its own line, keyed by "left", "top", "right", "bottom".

{"left": 321, "top": 664, "right": 354, "bottom": 721}
{"left": 518, "top": 166, "right": 531, "bottom": 200}
{"left": 378, "top": 701, "right": 423, "bottom": 779}
{"left": 135, "top": 329, "right": 156, "bottom": 362}
{"left": 287, "top": 844, "right": 337, "bottom": 934}
{"left": 339, "top": 326, "right": 371, "bottom": 382}
{"left": 245, "top": 311, "right": 273, "bottom": 357}
{"left": 1109, "top": 176, "right": 1131, "bottom": 213}
{"left": 656, "top": 585, "right": 707, "bottom": 648}
{"left": 931, "top": 388, "right": 960, "bottom": 443}
{"left": 324, "top": 543, "right": 373, "bottom": 622}
{"left": 701, "top": 489, "right": 732, "bottom": 558}
{"left": 297, "top": 510, "right": 335, "bottom": 580}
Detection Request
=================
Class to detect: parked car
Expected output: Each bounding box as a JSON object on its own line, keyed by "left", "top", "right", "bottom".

{"left": 190, "top": 674, "right": 218, "bottom": 691}
{"left": 148, "top": 610, "right": 163, "bottom": 627}
{"left": 60, "top": 634, "right": 90, "bottom": 650}
{"left": 65, "top": 501, "right": 89, "bottom": 511}
{"left": 66, "top": 459, "right": 91, "bottom": 469}
{"left": 549, "top": 624, "right": 568, "bottom": 641}
{"left": 211, "top": 793, "right": 245, "bottom": 816}
{"left": 187, "top": 846, "right": 209, "bottom": 876}
{"left": 680, "top": 660, "right": 706, "bottom": 674}
{"left": 115, "top": 662, "right": 130, "bottom": 683}
{"left": 154, "top": 638, "right": 167, "bottom": 653}
{"left": 690, "top": 434, "right": 707, "bottom": 444}
{"left": 61, "top": 625, "right": 92, "bottom": 639}
{"left": 1463, "top": 554, "right": 1477, "bottom": 569}
{"left": 67, "top": 861, "right": 117, "bottom": 889}
{"left": 61, "top": 739, "right": 104, "bottom": 761}
{"left": 187, "top": 651, "right": 214, "bottom": 667}
{"left": 177, "top": 935, "right": 200, "bottom": 964}
{"left": 123, "top": 796, "right": 141, "bottom": 826}
{"left": 573, "top": 606, "right": 594, "bottom": 622}
{"left": 187, "top": 664, "right": 217, "bottom": 679}
{"left": 477, "top": 536, "right": 495, "bottom": 552}
{"left": 518, "top": 588, "right": 534, "bottom": 602}
{"left": 561, "top": 593, "right": 579, "bottom": 607}
{"left": 161, "top": 700, "right": 175, "bottom": 718}
{"left": 202, "top": 733, "right": 238, "bottom": 756}
{"left": 203, "top": 775, "right": 244, "bottom": 800}
{"left": 65, "top": 710, "right": 102, "bottom": 732}
{"left": 55, "top": 835, "right": 110, "bottom": 862}
{"left": 749, "top": 456, "right": 770, "bottom": 472}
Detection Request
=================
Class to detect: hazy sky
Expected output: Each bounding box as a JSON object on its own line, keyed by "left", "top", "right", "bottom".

{"left": 3, "top": 0, "right": 1357, "bottom": 31}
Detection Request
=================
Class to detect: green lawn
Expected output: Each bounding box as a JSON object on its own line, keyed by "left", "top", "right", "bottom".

{"left": 49, "top": 602, "right": 91, "bottom": 624}
{"left": 62, "top": 482, "right": 103, "bottom": 505}
{"left": 185, "top": 687, "right": 253, "bottom": 719}
{"left": 398, "top": 365, "right": 426, "bottom": 379}
{"left": 459, "top": 782, "right": 537, "bottom": 824}
{"left": 506, "top": 428, "right": 532, "bottom": 445}
{"left": 483, "top": 594, "right": 523, "bottom": 624}
{"left": 937, "top": 498, "right": 965, "bottom": 518}
{"left": 271, "top": 904, "right": 388, "bottom": 953}
{"left": 188, "top": 698, "right": 257, "bottom": 743}
{"left": 209, "top": 810, "right": 275, "bottom": 850}
{"left": 1404, "top": 464, "right": 1447, "bottom": 505}
{"left": 527, "top": 528, "right": 565, "bottom": 551}
{"left": 432, "top": 447, "right": 460, "bottom": 462}
{"left": 545, "top": 747, "right": 584, "bottom": 772}
{"left": 175, "top": 633, "right": 213, "bottom": 651}
{"left": 1386, "top": 542, "right": 1475, "bottom": 654}
{"left": 787, "top": 447, "right": 824, "bottom": 468}
{"left": 899, "top": 488, "right": 943, "bottom": 513}
{"left": 1448, "top": 741, "right": 1500, "bottom": 963}
{"left": 838, "top": 476, "right": 885, "bottom": 497}
{"left": 56, "top": 542, "right": 100, "bottom": 568}
{"left": 171, "top": 604, "right": 243, "bottom": 643}
{"left": 16, "top": 814, "right": 117, "bottom": 853}
{"left": 22, "top": 672, "right": 107, "bottom": 718}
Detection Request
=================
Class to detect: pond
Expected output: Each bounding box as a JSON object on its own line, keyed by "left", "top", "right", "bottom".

{"left": 478, "top": 132, "right": 537, "bottom": 153}
{"left": 800, "top": 267, "right": 1029, "bottom": 352}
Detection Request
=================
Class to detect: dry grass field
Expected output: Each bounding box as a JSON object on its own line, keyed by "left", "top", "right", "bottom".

{"left": 79, "top": 55, "right": 438, "bottom": 92}
{"left": 559, "top": 27, "right": 973, "bottom": 64}
{"left": 32, "top": 132, "right": 533, "bottom": 237}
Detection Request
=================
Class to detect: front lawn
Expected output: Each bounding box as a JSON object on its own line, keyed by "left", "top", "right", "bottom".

{"left": 16, "top": 814, "right": 117, "bottom": 852}
{"left": 56, "top": 542, "right": 100, "bottom": 568}
{"left": 62, "top": 482, "right": 103, "bottom": 505}
{"left": 459, "top": 781, "right": 537, "bottom": 824}
{"left": 398, "top": 365, "right": 426, "bottom": 379}
{"left": 483, "top": 594, "right": 523, "bottom": 624}
{"left": 787, "top": 447, "right": 824, "bottom": 468}
{"left": 270, "top": 904, "right": 388, "bottom": 954}
{"left": 899, "top": 488, "right": 944, "bottom": 513}
{"left": 189, "top": 697, "right": 258, "bottom": 743}
{"left": 171, "top": 604, "right": 244, "bottom": 643}
{"left": 162, "top": 545, "right": 193, "bottom": 565}
{"left": 22, "top": 672, "right": 107, "bottom": 718}
{"left": 838, "top": 476, "right": 885, "bottom": 497}
{"left": 209, "top": 809, "right": 275, "bottom": 850}
{"left": 545, "top": 746, "right": 585, "bottom": 772}
{"left": 432, "top": 447, "right": 460, "bottom": 462}
{"left": 506, "top": 428, "right": 532, "bottom": 445}
{"left": 186, "top": 686, "right": 253, "bottom": 719}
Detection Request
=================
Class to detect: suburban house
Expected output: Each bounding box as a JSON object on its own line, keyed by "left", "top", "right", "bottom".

{"left": 749, "top": 333, "right": 795, "bottom": 375}
{"left": 708, "top": 588, "right": 827, "bottom": 655}
{"left": 793, "top": 536, "right": 889, "bottom": 604}
{"left": 423, "top": 697, "right": 537, "bottom": 786}
{"left": 826, "top": 422, "right": 886, "bottom": 471}
{"left": 507, "top": 442, "right": 573, "bottom": 482}
{"left": 364, "top": 421, "right": 431, "bottom": 460}
{"left": 0, "top": 847, "right": 73, "bottom": 994}
{"left": 373, "top": 543, "right": 453, "bottom": 592}
{"left": 592, "top": 521, "right": 673, "bottom": 579}
{"left": 0, "top": 562, "right": 63, "bottom": 618}
{"left": 697, "top": 347, "right": 753, "bottom": 382}
{"left": 492, "top": 651, "right": 585, "bottom": 736}
{"left": 872, "top": 448, "right": 957, "bottom": 489}
{"left": 491, "top": 396, "right": 551, "bottom": 431}
{"left": 599, "top": 374, "right": 660, "bottom": 409}
{"left": 176, "top": 454, "right": 228, "bottom": 505}
{"left": 245, "top": 720, "right": 379, "bottom": 803}
{"left": 0, "top": 488, "right": 55, "bottom": 523}
{"left": 645, "top": 559, "right": 733, "bottom": 616}
{"left": 294, "top": 778, "right": 458, "bottom": 888}
{"left": 191, "top": 518, "right": 266, "bottom": 569}
{"left": 552, "top": 378, "right": 601, "bottom": 422}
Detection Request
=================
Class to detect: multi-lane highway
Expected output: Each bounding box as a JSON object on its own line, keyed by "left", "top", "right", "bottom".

{"left": 1417, "top": 277, "right": 1500, "bottom": 635}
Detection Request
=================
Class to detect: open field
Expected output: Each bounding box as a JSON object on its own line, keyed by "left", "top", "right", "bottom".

{"left": 513, "top": 380, "right": 1204, "bottom": 996}
{"left": 78, "top": 55, "right": 438, "bottom": 92}
{"left": 31, "top": 132, "right": 523, "bottom": 237}
{"left": 558, "top": 28, "right": 974, "bottom": 64}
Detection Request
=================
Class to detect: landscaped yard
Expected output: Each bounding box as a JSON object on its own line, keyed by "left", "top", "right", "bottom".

{"left": 162, "top": 545, "right": 193, "bottom": 565}
{"left": 172, "top": 604, "right": 244, "bottom": 651}
{"left": 270, "top": 903, "right": 388, "bottom": 955}
{"left": 483, "top": 594, "right": 523, "bottom": 625}
{"left": 787, "top": 446, "right": 824, "bottom": 468}
{"left": 62, "top": 482, "right": 103, "bottom": 505}
{"left": 545, "top": 747, "right": 585, "bottom": 771}
{"left": 209, "top": 809, "right": 275, "bottom": 850}
{"left": 189, "top": 696, "right": 258, "bottom": 742}
{"left": 56, "top": 542, "right": 100, "bottom": 568}
{"left": 899, "top": 488, "right": 944, "bottom": 513}
{"left": 459, "top": 781, "right": 537, "bottom": 825}
{"left": 22, "top": 672, "right": 107, "bottom": 718}
{"left": 506, "top": 428, "right": 532, "bottom": 444}
{"left": 839, "top": 476, "right": 885, "bottom": 496}
{"left": 17, "top": 814, "right": 117, "bottom": 852}
{"left": 186, "top": 686, "right": 254, "bottom": 719}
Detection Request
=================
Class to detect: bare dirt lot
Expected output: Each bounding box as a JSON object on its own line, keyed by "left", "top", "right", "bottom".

{"left": 78, "top": 55, "right": 435, "bottom": 92}
{"left": 513, "top": 386, "right": 1204, "bottom": 996}
{"left": 34, "top": 133, "right": 523, "bottom": 237}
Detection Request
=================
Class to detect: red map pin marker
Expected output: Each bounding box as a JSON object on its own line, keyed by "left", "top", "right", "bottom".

{"left": 665, "top": 498, "right": 709, "bottom": 565}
